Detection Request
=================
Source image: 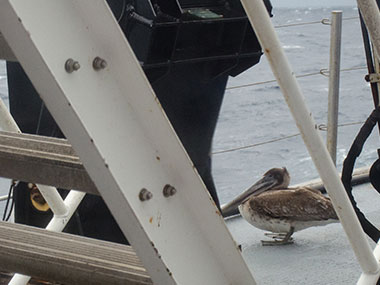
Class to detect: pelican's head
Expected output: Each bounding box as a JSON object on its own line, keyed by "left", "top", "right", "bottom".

{"left": 221, "top": 167, "right": 290, "bottom": 215}
{"left": 261, "top": 167, "right": 290, "bottom": 190}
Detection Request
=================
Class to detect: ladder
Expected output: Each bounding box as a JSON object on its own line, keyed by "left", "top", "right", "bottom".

{"left": 1, "top": 0, "right": 380, "bottom": 284}
{"left": 0, "top": 1, "right": 255, "bottom": 284}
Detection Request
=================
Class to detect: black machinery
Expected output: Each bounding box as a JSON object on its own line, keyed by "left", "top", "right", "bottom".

{"left": 116, "top": 0, "right": 272, "bottom": 81}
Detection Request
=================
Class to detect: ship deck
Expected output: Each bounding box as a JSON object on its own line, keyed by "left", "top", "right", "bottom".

{"left": 226, "top": 182, "right": 379, "bottom": 284}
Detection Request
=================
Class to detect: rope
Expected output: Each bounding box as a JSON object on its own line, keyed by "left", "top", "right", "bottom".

{"left": 212, "top": 121, "right": 366, "bottom": 155}
{"left": 226, "top": 66, "right": 367, "bottom": 90}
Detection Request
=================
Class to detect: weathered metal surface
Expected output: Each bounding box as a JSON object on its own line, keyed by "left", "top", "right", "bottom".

{"left": 0, "top": 1, "right": 255, "bottom": 284}
{"left": 0, "top": 221, "right": 152, "bottom": 285}
{"left": 1, "top": 271, "right": 62, "bottom": 285}
{"left": 0, "top": 131, "right": 98, "bottom": 194}
{"left": 0, "top": 32, "right": 16, "bottom": 61}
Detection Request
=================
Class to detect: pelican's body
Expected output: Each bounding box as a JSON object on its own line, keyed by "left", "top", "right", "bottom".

{"left": 222, "top": 168, "right": 339, "bottom": 245}
{"left": 239, "top": 186, "right": 338, "bottom": 233}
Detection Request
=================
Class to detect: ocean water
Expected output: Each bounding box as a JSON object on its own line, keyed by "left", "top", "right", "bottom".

{"left": 0, "top": 7, "right": 376, "bottom": 211}
{"left": 214, "top": 6, "right": 378, "bottom": 205}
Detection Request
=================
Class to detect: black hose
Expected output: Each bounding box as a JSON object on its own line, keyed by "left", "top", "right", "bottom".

{"left": 2, "top": 180, "right": 16, "bottom": 222}
{"left": 342, "top": 107, "right": 380, "bottom": 243}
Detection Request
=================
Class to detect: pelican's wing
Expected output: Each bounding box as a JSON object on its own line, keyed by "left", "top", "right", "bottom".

{"left": 249, "top": 188, "right": 338, "bottom": 221}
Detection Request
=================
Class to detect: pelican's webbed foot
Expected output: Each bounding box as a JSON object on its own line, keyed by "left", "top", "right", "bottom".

{"left": 261, "top": 227, "right": 295, "bottom": 246}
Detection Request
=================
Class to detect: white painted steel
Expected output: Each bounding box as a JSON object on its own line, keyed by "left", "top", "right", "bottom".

{"left": 0, "top": 96, "right": 68, "bottom": 216}
{"left": 0, "top": 194, "right": 11, "bottom": 201}
{"left": 0, "top": 40, "right": 85, "bottom": 284}
{"left": 358, "top": 240, "right": 380, "bottom": 284}
{"left": 0, "top": 85, "right": 85, "bottom": 285}
{"left": 359, "top": 13, "right": 380, "bottom": 276}
{"left": 357, "top": 0, "right": 380, "bottom": 60}
{"left": 357, "top": 0, "right": 380, "bottom": 115}
{"left": 0, "top": 1, "right": 256, "bottom": 284}
{"left": 240, "top": 0, "right": 379, "bottom": 276}
{"left": 0, "top": 98, "right": 20, "bottom": 133}
{"left": 375, "top": 52, "right": 380, "bottom": 106}
{"left": 0, "top": 31, "right": 16, "bottom": 61}
{"left": 7, "top": 275, "right": 29, "bottom": 285}
{"left": 46, "top": 190, "right": 85, "bottom": 232}
{"left": 32, "top": 184, "right": 68, "bottom": 217}
{"left": 326, "top": 11, "right": 342, "bottom": 165}
{"left": 356, "top": 242, "right": 380, "bottom": 285}
{"left": 10, "top": 190, "right": 85, "bottom": 285}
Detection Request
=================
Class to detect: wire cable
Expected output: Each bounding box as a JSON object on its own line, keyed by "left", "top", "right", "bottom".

{"left": 117, "top": 0, "right": 127, "bottom": 23}
{"left": 2, "top": 180, "right": 16, "bottom": 222}
{"left": 226, "top": 66, "right": 367, "bottom": 90}
{"left": 274, "top": 16, "right": 359, "bottom": 29}
{"left": 212, "top": 121, "right": 366, "bottom": 155}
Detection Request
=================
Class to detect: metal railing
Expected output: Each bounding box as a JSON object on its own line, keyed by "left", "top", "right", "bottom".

{"left": 0, "top": 2, "right": 378, "bottom": 284}
{"left": 241, "top": 0, "right": 380, "bottom": 283}
{"left": 0, "top": 97, "right": 86, "bottom": 284}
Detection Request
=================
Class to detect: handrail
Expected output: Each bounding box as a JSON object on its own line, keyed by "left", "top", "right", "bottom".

{"left": 0, "top": 97, "right": 86, "bottom": 285}
{"left": 241, "top": 0, "right": 379, "bottom": 276}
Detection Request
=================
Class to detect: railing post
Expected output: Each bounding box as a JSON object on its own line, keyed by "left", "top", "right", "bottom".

{"left": 240, "top": 0, "right": 380, "bottom": 276}
{"left": 326, "top": 11, "right": 342, "bottom": 165}
{"left": 0, "top": 82, "right": 86, "bottom": 285}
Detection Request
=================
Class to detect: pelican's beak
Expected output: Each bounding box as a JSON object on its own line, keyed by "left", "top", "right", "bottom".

{"left": 221, "top": 174, "right": 278, "bottom": 215}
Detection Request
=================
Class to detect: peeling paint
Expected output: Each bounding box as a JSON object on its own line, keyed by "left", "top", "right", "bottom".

{"left": 150, "top": 241, "right": 161, "bottom": 258}
{"left": 166, "top": 268, "right": 172, "bottom": 276}
{"left": 157, "top": 212, "right": 161, "bottom": 227}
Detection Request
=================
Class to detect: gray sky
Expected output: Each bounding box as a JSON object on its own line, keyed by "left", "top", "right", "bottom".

{"left": 270, "top": 0, "right": 356, "bottom": 8}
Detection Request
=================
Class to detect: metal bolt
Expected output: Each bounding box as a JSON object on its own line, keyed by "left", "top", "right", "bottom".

{"left": 139, "top": 188, "right": 153, "bottom": 201}
{"left": 65, "top": 58, "right": 80, "bottom": 73}
{"left": 163, "top": 184, "right": 177, "bottom": 197}
{"left": 93, "top": 56, "right": 108, "bottom": 70}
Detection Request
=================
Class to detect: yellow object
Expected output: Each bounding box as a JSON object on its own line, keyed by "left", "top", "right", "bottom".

{"left": 29, "top": 184, "right": 50, "bottom": 212}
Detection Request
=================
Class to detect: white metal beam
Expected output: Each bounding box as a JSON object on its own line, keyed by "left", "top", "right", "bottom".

{"left": 240, "top": 0, "right": 379, "bottom": 278}
{"left": 0, "top": 31, "right": 16, "bottom": 61}
{"left": 326, "top": 11, "right": 342, "bottom": 165}
{"left": 357, "top": 0, "right": 380, "bottom": 60}
{"left": 0, "top": 1, "right": 255, "bottom": 284}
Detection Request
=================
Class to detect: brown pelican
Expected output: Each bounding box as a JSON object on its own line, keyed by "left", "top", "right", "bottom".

{"left": 222, "top": 167, "right": 339, "bottom": 245}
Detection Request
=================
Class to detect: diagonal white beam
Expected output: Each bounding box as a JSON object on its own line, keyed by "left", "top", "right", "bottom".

{"left": 0, "top": 1, "right": 256, "bottom": 284}
{"left": 357, "top": 0, "right": 380, "bottom": 60}
{"left": 0, "top": 60, "right": 86, "bottom": 285}
{"left": 240, "top": 0, "right": 379, "bottom": 277}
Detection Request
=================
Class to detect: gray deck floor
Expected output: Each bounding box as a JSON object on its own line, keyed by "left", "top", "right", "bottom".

{"left": 225, "top": 183, "right": 380, "bottom": 284}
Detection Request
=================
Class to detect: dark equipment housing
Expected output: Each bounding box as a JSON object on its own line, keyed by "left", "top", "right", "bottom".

{"left": 119, "top": 0, "right": 272, "bottom": 81}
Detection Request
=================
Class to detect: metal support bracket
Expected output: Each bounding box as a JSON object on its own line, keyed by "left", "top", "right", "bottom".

{"left": 0, "top": 1, "right": 255, "bottom": 284}
{"left": 366, "top": 73, "right": 380, "bottom": 83}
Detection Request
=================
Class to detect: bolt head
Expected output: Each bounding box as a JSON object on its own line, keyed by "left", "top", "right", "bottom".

{"left": 139, "top": 188, "right": 153, "bottom": 201}
{"left": 65, "top": 58, "right": 80, "bottom": 73}
{"left": 163, "top": 184, "right": 177, "bottom": 197}
{"left": 93, "top": 57, "right": 107, "bottom": 70}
